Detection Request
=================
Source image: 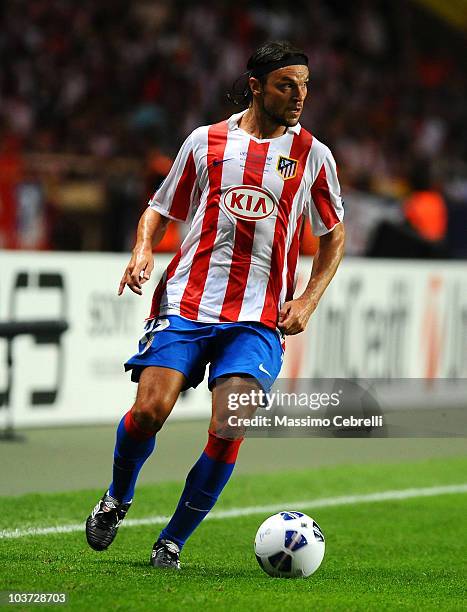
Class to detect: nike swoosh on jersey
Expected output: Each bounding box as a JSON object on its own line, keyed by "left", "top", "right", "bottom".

{"left": 212, "top": 157, "right": 234, "bottom": 167}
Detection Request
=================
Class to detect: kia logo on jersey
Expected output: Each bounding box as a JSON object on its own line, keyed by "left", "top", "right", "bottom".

{"left": 221, "top": 185, "right": 276, "bottom": 221}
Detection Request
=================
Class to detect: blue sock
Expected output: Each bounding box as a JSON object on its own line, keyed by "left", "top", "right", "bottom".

{"left": 108, "top": 411, "right": 156, "bottom": 503}
{"left": 159, "top": 431, "right": 243, "bottom": 549}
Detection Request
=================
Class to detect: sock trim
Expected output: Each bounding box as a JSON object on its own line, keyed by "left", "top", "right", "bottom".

{"left": 204, "top": 430, "right": 243, "bottom": 463}
{"left": 124, "top": 410, "right": 155, "bottom": 441}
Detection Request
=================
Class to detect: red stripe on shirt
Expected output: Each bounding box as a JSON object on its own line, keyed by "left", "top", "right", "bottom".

{"left": 180, "top": 121, "right": 229, "bottom": 319}
{"left": 169, "top": 150, "right": 197, "bottom": 221}
{"left": 285, "top": 216, "right": 303, "bottom": 302}
{"left": 260, "top": 130, "right": 313, "bottom": 328}
{"left": 219, "top": 140, "right": 270, "bottom": 322}
{"left": 149, "top": 248, "right": 182, "bottom": 319}
{"left": 310, "top": 163, "right": 340, "bottom": 229}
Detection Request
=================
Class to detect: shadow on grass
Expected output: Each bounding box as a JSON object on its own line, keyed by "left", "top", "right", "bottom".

{"left": 83, "top": 556, "right": 262, "bottom": 580}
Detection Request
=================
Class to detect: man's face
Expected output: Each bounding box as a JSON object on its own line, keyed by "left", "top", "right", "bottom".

{"left": 253, "top": 65, "right": 309, "bottom": 127}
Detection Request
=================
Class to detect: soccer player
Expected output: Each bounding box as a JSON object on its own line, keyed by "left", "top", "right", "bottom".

{"left": 86, "top": 41, "right": 345, "bottom": 569}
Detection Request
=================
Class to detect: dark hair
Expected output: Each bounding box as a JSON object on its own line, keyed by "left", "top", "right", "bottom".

{"left": 227, "top": 40, "right": 308, "bottom": 106}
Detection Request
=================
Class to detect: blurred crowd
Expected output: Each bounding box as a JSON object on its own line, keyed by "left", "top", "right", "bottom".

{"left": 1, "top": 0, "right": 466, "bottom": 256}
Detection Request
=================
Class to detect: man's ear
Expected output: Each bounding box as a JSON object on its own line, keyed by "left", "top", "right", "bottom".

{"left": 249, "top": 76, "right": 263, "bottom": 97}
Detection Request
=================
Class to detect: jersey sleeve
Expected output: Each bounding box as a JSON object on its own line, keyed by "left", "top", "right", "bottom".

{"left": 306, "top": 147, "right": 344, "bottom": 236}
{"left": 148, "top": 133, "right": 199, "bottom": 223}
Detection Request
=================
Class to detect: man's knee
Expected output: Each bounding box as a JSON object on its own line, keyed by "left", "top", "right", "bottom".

{"left": 131, "top": 390, "right": 176, "bottom": 433}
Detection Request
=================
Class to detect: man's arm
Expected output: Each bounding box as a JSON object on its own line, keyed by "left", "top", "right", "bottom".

{"left": 278, "top": 222, "right": 345, "bottom": 335}
{"left": 118, "top": 208, "right": 170, "bottom": 296}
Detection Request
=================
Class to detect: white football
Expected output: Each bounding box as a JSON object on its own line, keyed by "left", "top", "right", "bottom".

{"left": 254, "top": 511, "right": 325, "bottom": 578}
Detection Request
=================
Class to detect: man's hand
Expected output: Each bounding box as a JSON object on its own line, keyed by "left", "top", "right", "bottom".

{"left": 117, "top": 208, "right": 169, "bottom": 296}
{"left": 278, "top": 223, "right": 345, "bottom": 335}
{"left": 118, "top": 246, "right": 154, "bottom": 296}
{"left": 278, "top": 296, "right": 317, "bottom": 335}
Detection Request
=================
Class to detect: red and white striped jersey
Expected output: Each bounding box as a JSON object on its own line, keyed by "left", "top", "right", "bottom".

{"left": 148, "top": 110, "right": 343, "bottom": 329}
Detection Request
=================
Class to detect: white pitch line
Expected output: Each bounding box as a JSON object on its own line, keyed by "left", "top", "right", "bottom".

{"left": 1, "top": 483, "right": 466, "bottom": 541}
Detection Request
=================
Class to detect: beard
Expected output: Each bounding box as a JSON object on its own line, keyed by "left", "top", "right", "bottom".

{"left": 261, "top": 98, "right": 297, "bottom": 128}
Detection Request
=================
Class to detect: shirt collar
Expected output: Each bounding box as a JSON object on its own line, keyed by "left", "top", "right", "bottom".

{"left": 227, "top": 109, "right": 301, "bottom": 135}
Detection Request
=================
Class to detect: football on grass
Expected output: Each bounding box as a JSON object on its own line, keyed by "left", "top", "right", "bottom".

{"left": 254, "top": 511, "right": 325, "bottom": 578}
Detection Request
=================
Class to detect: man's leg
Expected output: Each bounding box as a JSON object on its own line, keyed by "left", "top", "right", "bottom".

{"left": 109, "top": 366, "right": 186, "bottom": 503}
{"left": 152, "top": 322, "right": 282, "bottom": 568}
{"left": 86, "top": 366, "right": 185, "bottom": 551}
{"left": 154, "top": 376, "right": 258, "bottom": 559}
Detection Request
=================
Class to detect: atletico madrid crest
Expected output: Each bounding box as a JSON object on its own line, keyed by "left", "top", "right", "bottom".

{"left": 276, "top": 155, "right": 298, "bottom": 180}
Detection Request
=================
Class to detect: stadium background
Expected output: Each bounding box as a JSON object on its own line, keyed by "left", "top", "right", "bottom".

{"left": 1, "top": 1, "right": 466, "bottom": 610}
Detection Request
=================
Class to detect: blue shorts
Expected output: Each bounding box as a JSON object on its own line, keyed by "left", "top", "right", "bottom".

{"left": 124, "top": 315, "right": 284, "bottom": 392}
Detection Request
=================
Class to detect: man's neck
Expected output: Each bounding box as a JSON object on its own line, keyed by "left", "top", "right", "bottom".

{"left": 238, "top": 107, "right": 287, "bottom": 140}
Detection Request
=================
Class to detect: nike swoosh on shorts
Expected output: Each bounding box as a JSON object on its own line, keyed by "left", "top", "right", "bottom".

{"left": 258, "top": 363, "right": 272, "bottom": 377}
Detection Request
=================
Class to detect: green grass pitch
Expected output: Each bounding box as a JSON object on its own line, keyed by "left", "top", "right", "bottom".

{"left": 0, "top": 456, "right": 466, "bottom": 611}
